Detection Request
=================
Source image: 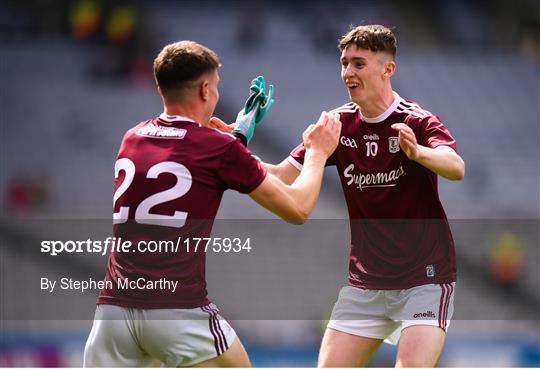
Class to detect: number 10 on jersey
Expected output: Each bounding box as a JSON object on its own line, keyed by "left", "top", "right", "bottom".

{"left": 366, "top": 141, "right": 378, "bottom": 157}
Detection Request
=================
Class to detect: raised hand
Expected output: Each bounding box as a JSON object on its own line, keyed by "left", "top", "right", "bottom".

{"left": 391, "top": 123, "right": 418, "bottom": 160}
{"left": 303, "top": 112, "right": 342, "bottom": 158}
{"left": 232, "top": 75, "right": 275, "bottom": 145}
{"left": 208, "top": 116, "right": 234, "bottom": 133}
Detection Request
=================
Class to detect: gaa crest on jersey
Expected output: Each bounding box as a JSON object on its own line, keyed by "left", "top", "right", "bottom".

{"left": 388, "top": 136, "right": 400, "bottom": 153}
{"left": 426, "top": 264, "right": 435, "bottom": 277}
{"left": 340, "top": 136, "right": 358, "bottom": 149}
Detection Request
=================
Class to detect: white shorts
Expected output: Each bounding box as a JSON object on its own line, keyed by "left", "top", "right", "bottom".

{"left": 327, "top": 283, "right": 455, "bottom": 345}
{"left": 83, "top": 303, "right": 236, "bottom": 367}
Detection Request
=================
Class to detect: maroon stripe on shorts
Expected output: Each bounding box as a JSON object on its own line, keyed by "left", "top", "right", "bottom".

{"left": 201, "top": 305, "right": 221, "bottom": 355}
{"left": 442, "top": 283, "right": 454, "bottom": 330}
{"left": 207, "top": 306, "right": 228, "bottom": 352}
{"left": 438, "top": 284, "right": 448, "bottom": 329}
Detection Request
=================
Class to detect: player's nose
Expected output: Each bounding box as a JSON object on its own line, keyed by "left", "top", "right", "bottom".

{"left": 343, "top": 64, "right": 356, "bottom": 78}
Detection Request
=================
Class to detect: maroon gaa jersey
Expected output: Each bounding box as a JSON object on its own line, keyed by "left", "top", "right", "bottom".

{"left": 290, "top": 92, "right": 457, "bottom": 289}
{"left": 97, "top": 113, "right": 266, "bottom": 308}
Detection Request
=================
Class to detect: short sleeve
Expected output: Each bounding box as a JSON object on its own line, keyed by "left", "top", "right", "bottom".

{"left": 418, "top": 116, "right": 457, "bottom": 151}
{"left": 218, "top": 140, "right": 267, "bottom": 193}
{"left": 287, "top": 143, "right": 306, "bottom": 170}
{"left": 288, "top": 142, "right": 337, "bottom": 170}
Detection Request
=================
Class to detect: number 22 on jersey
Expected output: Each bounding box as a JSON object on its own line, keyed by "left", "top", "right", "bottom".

{"left": 113, "top": 158, "right": 192, "bottom": 228}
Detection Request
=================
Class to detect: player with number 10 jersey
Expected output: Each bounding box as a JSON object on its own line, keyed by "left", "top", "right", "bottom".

{"left": 290, "top": 93, "right": 458, "bottom": 290}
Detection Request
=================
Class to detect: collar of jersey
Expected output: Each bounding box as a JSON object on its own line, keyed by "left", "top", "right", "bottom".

{"left": 158, "top": 113, "right": 197, "bottom": 124}
{"left": 362, "top": 91, "right": 402, "bottom": 123}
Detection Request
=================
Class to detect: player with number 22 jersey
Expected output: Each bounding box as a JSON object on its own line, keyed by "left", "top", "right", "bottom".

{"left": 84, "top": 40, "right": 341, "bottom": 367}
{"left": 98, "top": 113, "right": 266, "bottom": 309}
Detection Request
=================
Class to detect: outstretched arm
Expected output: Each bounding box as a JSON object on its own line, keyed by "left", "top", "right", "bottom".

{"left": 206, "top": 117, "right": 301, "bottom": 185}
{"left": 391, "top": 123, "right": 465, "bottom": 180}
{"left": 249, "top": 112, "right": 341, "bottom": 224}
{"left": 261, "top": 160, "right": 300, "bottom": 185}
{"left": 250, "top": 152, "right": 327, "bottom": 224}
{"left": 207, "top": 75, "right": 274, "bottom": 145}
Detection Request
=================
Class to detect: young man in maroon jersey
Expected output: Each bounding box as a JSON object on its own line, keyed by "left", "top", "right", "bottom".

{"left": 258, "top": 25, "right": 464, "bottom": 367}
{"left": 83, "top": 40, "right": 341, "bottom": 367}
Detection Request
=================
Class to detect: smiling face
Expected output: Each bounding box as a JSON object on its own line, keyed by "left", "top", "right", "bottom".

{"left": 340, "top": 45, "right": 395, "bottom": 106}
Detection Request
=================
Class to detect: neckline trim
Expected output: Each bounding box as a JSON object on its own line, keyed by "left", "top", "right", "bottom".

{"left": 158, "top": 113, "right": 196, "bottom": 123}
{"left": 362, "top": 91, "right": 402, "bottom": 123}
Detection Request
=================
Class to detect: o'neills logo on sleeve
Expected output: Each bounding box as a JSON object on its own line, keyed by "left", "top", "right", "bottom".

{"left": 137, "top": 125, "right": 187, "bottom": 139}
{"left": 343, "top": 164, "right": 405, "bottom": 191}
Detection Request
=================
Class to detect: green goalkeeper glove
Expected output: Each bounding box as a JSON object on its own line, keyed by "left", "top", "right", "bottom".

{"left": 233, "top": 75, "right": 274, "bottom": 146}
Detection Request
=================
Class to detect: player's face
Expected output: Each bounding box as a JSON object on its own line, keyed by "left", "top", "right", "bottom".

{"left": 340, "top": 45, "right": 391, "bottom": 105}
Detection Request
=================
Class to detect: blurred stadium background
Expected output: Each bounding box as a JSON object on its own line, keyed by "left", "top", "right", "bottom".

{"left": 1, "top": 0, "right": 539, "bottom": 366}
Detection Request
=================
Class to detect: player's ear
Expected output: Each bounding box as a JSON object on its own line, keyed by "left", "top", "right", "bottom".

{"left": 383, "top": 60, "right": 396, "bottom": 79}
{"left": 200, "top": 79, "right": 209, "bottom": 101}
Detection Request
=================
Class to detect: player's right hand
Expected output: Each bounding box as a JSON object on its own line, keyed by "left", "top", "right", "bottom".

{"left": 302, "top": 111, "right": 341, "bottom": 158}
{"left": 208, "top": 116, "right": 234, "bottom": 133}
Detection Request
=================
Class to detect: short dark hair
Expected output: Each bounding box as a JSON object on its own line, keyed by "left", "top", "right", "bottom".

{"left": 153, "top": 41, "right": 220, "bottom": 98}
{"left": 338, "top": 25, "right": 397, "bottom": 58}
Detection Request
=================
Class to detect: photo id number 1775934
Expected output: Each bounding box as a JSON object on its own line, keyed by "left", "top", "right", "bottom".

{"left": 183, "top": 237, "right": 251, "bottom": 253}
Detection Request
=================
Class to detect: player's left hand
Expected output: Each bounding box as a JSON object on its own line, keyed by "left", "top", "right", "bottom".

{"left": 391, "top": 123, "right": 419, "bottom": 160}
{"left": 232, "top": 75, "right": 274, "bottom": 145}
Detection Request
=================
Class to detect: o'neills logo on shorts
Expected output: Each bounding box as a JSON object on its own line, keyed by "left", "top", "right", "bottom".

{"left": 343, "top": 164, "right": 405, "bottom": 191}
{"left": 137, "top": 125, "right": 187, "bottom": 139}
{"left": 413, "top": 311, "right": 436, "bottom": 318}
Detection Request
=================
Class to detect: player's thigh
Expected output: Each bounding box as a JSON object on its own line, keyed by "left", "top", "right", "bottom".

{"left": 190, "top": 336, "right": 250, "bottom": 368}
{"left": 387, "top": 282, "right": 455, "bottom": 345}
{"left": 140, "top": 304, "right": 240, "bottom": 367}
{"left": 84, "top": 305, "right": 156, "bottom": 367}
{"left": 318, "top": 327, "right": 383, "bottom": 367}
{"left": 395, "top": 325, "right": 446, "bottom": 368}
{"left": 319, "top": 286, "right": 397, "bottom": 367}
